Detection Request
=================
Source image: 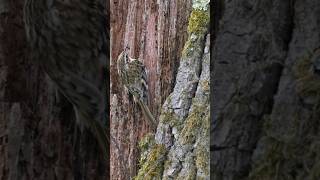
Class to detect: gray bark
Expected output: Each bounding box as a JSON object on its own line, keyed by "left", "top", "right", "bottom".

{"left": 211, "top": 0, "right": 320, "bottom": 179}
{"left": 135, "top": 2, "right": 210, "bottom": 179}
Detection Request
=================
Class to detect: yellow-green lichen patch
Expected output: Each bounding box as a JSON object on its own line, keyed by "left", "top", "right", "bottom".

{"left": 187, "top": 9, "right": 209, "bottom": 35}
{"left": 181, "top": 8, "right": 209, "bottom": 57}
{"left": 294, "top": 53, "right": 320, "bottom": 98}
{"left": 159, "top": 96, "right": 180, "bottom": 126}
{"left": 138, "top": 133, "right": 156, "bottom": 166}
{"left": 181, "top": 168, "right": 197, "bottom": 180}
{"left": 180, "top": 105, "right": 207, "bottom": 145}
{"left": 159, "top": 110, "right": 183, "bottom": 129}
{"left": 200, "top": 80, "right": 210, "bottom": 92}
{"left": 135, "top": 144, "right": 167, "bottom": 180}
{"left": 195, "top": 145, "right": 209, "bottom": 175}
{"left": 181, "top": 39, "right": 193, "bottom": 57}
{"left": 139, "top": 133, "right": 155, "bottom": 151}
{"left": 203, "top": 113, "right": 210, "bottom": 137}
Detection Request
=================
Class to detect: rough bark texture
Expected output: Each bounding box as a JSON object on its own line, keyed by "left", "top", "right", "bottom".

{"left": 134, "top": 1, "right": 210, "bottom": 179}
{"left": 0, "top": 0, "right": 109, "bottom": 179}
{"left": 110, "top": 0, "right": 192, "bottom": 179}
{"left": 212, "top": 0, "right": 320, "bottom": 179}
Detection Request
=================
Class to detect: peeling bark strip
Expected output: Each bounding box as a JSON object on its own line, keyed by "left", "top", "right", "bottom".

{"left": 211, "top": 0, "right": 320, "bottom": 180}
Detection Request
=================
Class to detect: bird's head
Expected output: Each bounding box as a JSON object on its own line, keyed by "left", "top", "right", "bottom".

{"left": 117, "top": 51, "right": 128, "bottom": 65}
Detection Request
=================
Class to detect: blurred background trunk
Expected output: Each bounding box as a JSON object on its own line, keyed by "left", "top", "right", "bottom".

{"left": 110, "top": 0, "right": 192, "bottom": 179}
{"left": 0, "top": 0, "right": 109, "bottom": 179}
{"left": 211, "top": 0, "right": 320, "bottom": 179}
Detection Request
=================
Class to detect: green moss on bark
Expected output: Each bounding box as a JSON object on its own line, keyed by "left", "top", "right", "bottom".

{"left": 180, "top": 105, "right": 208, "bottom": 144}
{"left": 138, "top": 133, "right": 156, "bottom": 167}
{"left": 187, "top": 9, "right": 209, "bottom": 34}
{"left": 182, "top": 7, "right": 209, "bottom": 57}
{"left": 196, "top": 145, "right": 209, "bottom": 175}
{"left": 134, "top": 144, "right": 167, "bottom": 180}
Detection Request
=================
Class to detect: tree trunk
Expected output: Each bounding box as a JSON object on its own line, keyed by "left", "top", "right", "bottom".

{"left": 211, "top": 0, "right": 320, "bottom": 179}
{"left": 110, "top": 0, "right": 192, "bottom": 179}
{"left": 0, "top": 1, "right": 109, "bottom": 179}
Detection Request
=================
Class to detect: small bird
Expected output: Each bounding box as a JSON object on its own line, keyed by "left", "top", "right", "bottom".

{"left": 117, "top": 50, "right": 157, "bottom": 129}
{"left": 23, "top": 0, "right": 109, "bottom": 158}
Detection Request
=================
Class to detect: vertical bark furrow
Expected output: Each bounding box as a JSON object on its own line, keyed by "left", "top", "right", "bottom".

{"left": 251, "top": 0, "right": 320, "bottom": 179}
{"left": 211, "top": 1, "right": 293, "bottom": 179}
{"left": 110, "top": 0, "right": 191, "bottom": 178}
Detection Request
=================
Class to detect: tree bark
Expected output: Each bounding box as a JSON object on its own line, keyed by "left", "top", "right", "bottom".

{"left": 0, "top": 1, "right": 109, "bottom": 179}
{"left": 110, "top": 0, "right": 192, "bottom": 179}
{"left": 123, "top": 1, "right": 210, "bottom": 179}
{"left": 211, "top": 0, "right": 320, "bottom": 179}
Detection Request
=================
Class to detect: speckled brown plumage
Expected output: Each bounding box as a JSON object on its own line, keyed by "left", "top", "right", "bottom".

{"left": 117, "top": 50, "right": 157, "bottom": 129}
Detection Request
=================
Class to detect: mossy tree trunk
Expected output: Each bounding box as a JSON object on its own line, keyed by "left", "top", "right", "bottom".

{"left": 133, "top": 1, "right": 210, "bottom": 179}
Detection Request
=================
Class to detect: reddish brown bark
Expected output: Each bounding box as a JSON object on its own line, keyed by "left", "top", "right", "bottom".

{"left": 110, "top": 0, "right": 192, "bottom": 179}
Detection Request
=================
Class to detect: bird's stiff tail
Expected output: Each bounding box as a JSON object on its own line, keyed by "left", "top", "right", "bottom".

{"left": 137, "top": 100, "right": 157, "bottom": 129}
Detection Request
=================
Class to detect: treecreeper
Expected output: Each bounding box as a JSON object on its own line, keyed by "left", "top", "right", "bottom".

{"left": 117, "top": 50, "right": 157, "bottom": 129}
{"left": 23, "top": 0, "right": 109, "bottom": 158}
